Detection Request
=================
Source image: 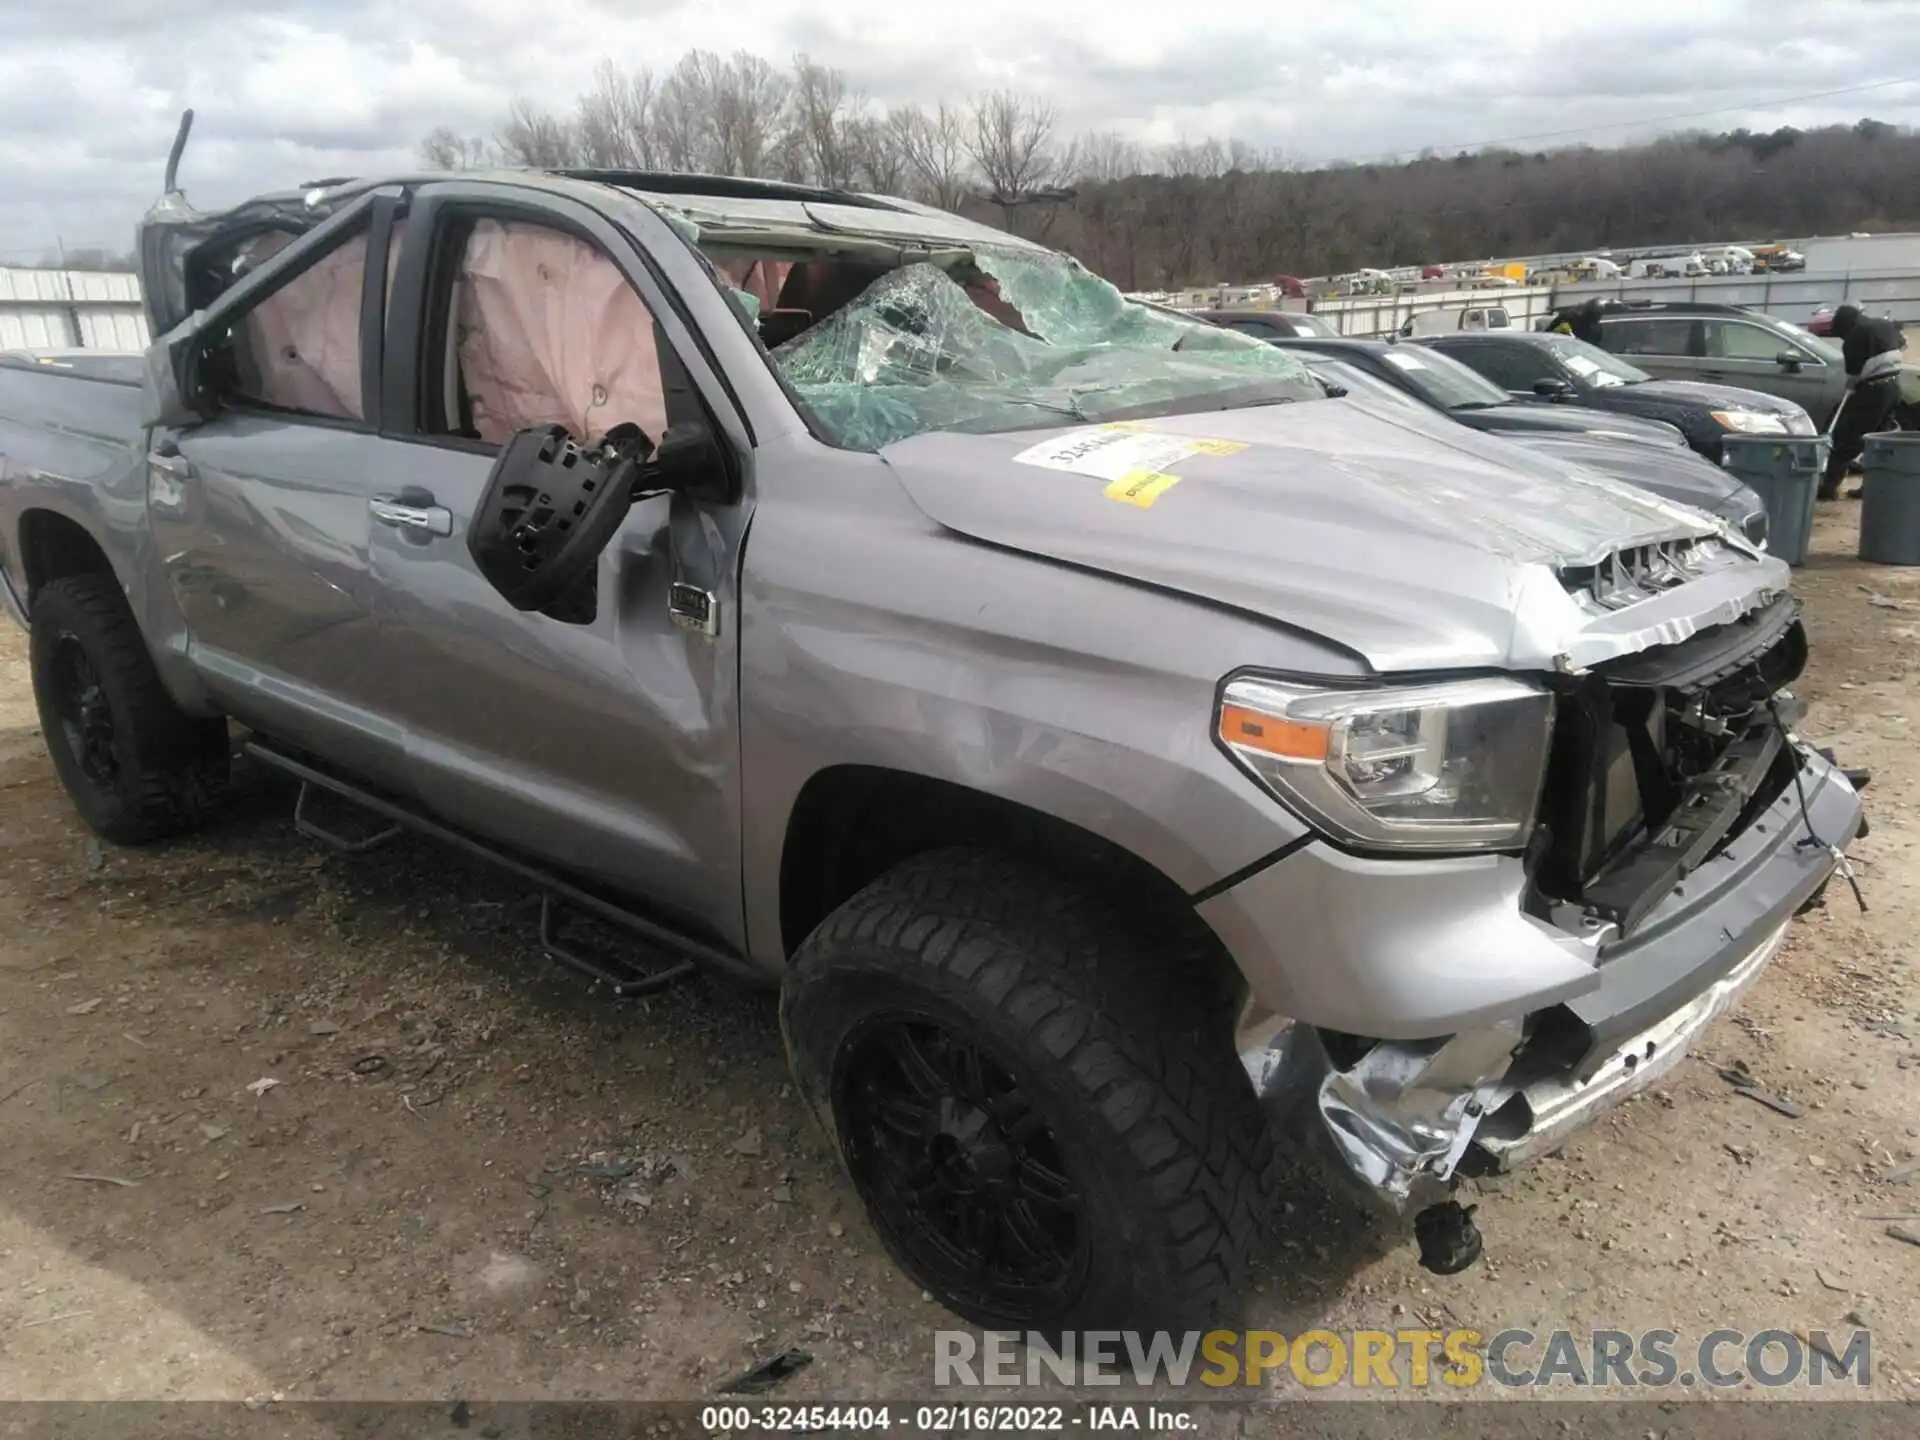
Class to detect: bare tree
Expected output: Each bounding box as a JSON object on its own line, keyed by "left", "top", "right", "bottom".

{"left": 710, "top": 50, "right": 789, "bottom": 176}
{"left": 967, "top": 91, "right": 1072, "bottom": 201}
{"left": 788, "top": 55, "right": 855, "bottom": 187}
{"left": 845, "top": 114, "right": 911, "bottom": 196}
{"left": 576, "top": 60, "right": 659, "bottom": 169}
{"left": 1077, "top": 131, "right": 1143, "bottom": 185}
{"left": 891, "top": 103, "right": 971, "bottom": 211}
{"left": 495, "top": 98, "right": 580, "bottom": 167}
{"left": 419, "top": 126, "right": 488, "bottom": 170}
{"left": 654, "top": 52, "right": 718, "bottom": 172}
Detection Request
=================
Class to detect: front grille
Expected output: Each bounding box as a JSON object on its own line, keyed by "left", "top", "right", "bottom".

{"left": 1530, "top": 603, "right": 1805, "bottom": 935}
{"left": 1557, "top": 536, "right": 1728, "bottom": 614}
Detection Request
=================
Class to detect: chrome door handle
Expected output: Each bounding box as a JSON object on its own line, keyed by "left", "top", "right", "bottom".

{"left": 369, "top": 497, "right": 454, "bottom": 537}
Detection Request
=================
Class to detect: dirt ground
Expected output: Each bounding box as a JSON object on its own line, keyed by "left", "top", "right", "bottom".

{"left": 0, "top": 504, "right": 1916, "bottom": 1410}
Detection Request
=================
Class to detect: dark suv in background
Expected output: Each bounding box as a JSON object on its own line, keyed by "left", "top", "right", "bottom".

{"left": 1592, "top": 302, "right": 1850, "bottom": 428}
{"left": 1413, "top": 330, "right": 1817, "bottom": 462}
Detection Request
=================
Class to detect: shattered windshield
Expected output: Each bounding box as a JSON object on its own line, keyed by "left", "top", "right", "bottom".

{"left": 766, "top": 249, "right": 1322, "bottom": 451}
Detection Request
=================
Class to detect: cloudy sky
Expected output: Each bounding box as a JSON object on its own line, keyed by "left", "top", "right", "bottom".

{"left": 4, "top": 0, "right": 1918, "bottom": 261}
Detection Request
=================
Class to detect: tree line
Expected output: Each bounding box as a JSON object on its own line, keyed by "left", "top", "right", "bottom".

{"left": 423, "top": 52, "right": 1920, "bottom": 289}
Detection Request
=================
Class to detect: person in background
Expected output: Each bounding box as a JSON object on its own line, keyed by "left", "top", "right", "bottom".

{"left": 1820, "top": 304, "right": 1906, "bottom": 499}
{"left": 1541, "top": 298, "right": 1605, "bottom": 345}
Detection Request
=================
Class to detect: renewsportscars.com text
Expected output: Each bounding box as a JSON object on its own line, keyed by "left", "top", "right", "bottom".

{"left": 934, "top": 1328, "right": 1872, "bottom": 1389}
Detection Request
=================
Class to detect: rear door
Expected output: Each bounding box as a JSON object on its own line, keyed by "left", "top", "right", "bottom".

{"left": 1698, "top": 317, "right": 1837, "bottom": 423}
{"left": 1596, "top": 314, "right": 1700, "bottom": 384}
{"left": 152, "top": 192, "right": 416, "bottom": 790}
{"left": 363, "top": 181, "right": 753, "bottom": 944}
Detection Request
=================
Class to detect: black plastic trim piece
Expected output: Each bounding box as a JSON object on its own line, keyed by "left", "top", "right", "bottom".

{"left": 1189, "top": 834, "right": 1313, "bottom": 904}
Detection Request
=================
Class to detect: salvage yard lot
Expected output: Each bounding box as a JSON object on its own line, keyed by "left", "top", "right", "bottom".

{"left": 0, "top": 508, "right": 1917, "bottom": 1404}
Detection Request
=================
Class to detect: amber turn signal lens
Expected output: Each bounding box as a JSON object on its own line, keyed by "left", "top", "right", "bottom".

{"left": 1219, "top": 702, "right": 1329, "bottom": 762}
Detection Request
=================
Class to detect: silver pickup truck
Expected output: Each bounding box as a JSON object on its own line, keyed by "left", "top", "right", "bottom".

{"left": 0, "top": 134, "right": 1864, "bottom": 1330}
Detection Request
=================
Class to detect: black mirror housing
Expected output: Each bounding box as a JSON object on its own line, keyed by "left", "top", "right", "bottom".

{"left": 1532, "top": 377, "right": 1573, "bottom": 399}
{"left": 643, "top": 419, "right": 734, "bottom": 505}
{"left": 466, "top": 415, "right": 734, "bottom": 624}
{"left": 467, "top": 423, "right": 649, "bottom": 622}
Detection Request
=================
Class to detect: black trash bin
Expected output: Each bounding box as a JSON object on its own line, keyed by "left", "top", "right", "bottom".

{"left": 1718, "top": 434, "right": 1826, "bottom": 566}
{"left": 1859, "top": 432, "right": 1920, "bottom": 566}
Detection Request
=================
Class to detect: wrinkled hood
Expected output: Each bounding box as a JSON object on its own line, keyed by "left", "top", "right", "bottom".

{"left": 881, "top": 398, "right": 1787, "bottom": 673}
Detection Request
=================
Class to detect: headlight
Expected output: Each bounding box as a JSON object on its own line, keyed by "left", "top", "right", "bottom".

{"left": 1218, "top": 676, "right": 1554, "bottom": 851}
{"left": 1784, "top": 411, "right": 1816, "bottom": 436}
{"left": 1710, "top": 409, "right": 1787, "bottom": 434}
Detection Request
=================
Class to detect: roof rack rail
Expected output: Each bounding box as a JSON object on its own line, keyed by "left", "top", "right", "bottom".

{"left": 551, "top": 169, "right": 897, "bottom": 211}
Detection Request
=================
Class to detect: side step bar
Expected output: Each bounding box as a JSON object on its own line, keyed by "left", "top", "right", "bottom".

{"left": 245, "top": 741, "right": 748, "bottom": 996}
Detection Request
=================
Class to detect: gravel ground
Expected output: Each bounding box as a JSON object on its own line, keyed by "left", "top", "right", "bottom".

{"left": 0, "top": 504, "right": 1915, "bottom": 1412}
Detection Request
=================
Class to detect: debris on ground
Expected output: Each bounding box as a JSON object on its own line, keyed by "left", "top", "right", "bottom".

{"left": 244, "top": 1077, "right": 279, "bottom": 1097}
{"left": 1886, "top": 1225, "right": 1920, "bottom": 1250}
{"left": 717, "top": 1350, "right": 813, "bottom": 1394}
{"left": 64, "top": 999, "right": 101, "bottom": 1017}
{"left": 61, "top": 1173, "right": 136, "bottom": 1188}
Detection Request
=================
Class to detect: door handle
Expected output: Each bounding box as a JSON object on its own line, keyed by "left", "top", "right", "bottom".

{"left": 370, "top": 497, "right": 454, "bottom": 537}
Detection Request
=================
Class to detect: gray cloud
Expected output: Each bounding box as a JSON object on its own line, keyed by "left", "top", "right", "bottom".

{"left": 1, "top": 0, "right": 1915, "bottom": 262}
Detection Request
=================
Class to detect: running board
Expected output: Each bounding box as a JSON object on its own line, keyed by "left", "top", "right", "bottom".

{"left": 245, "top": 740, "right": 741, "bottom": 994}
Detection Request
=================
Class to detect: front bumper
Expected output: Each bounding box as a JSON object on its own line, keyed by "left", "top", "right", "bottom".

{"left": 1223, "top": 746, "right": 1861, "bottom": 1212}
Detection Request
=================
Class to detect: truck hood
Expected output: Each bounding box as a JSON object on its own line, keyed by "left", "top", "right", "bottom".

{"left": 879, "top": 399, "right": 1789, "bottom": 673}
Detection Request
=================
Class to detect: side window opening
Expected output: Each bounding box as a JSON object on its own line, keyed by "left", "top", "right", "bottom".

{"left": 435, "top": 218, "right": 669, "bottom": 447}
{"left": 211, "top": 227, "right": 373, "bottom": 421}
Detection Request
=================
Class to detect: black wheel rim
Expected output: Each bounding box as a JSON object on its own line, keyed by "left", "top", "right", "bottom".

{"left": 835, "top": 1014, "right": 1088, "bottom": 1320}
{"left": 49, "top": 636, "right": 118, "bottom": 790}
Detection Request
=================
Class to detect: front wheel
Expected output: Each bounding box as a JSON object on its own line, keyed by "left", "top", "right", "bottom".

{"left": 29, "top": 574, "right": 229, "bottom": 843}
{"left": 781, "top": 848, "right": 1276, "bottom": 1329}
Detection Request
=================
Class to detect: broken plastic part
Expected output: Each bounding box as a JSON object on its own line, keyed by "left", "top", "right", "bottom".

{"left": 1413, "top": 1201, "right": 1483, "bottom": 1274}
{"left": 772, "top": 254, "right": 1319, "bottom": 452}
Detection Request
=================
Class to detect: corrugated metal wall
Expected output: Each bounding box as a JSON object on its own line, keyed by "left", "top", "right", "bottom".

{"left": 0, "top": 267, "right": 149, "bottom": 352}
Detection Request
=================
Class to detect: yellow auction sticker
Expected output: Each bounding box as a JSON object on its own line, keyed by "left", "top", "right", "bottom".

{"left": 1010, "top": 424, "right": 1247, "bottom": 508}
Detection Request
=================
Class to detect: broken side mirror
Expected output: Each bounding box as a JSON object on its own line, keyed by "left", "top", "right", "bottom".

{"left": 467, "top": 423, "right": 650, "bottom": 623}
{"left": 1532, "top": 377, "right": 1574, "bottom": 400}
{"left": 641, "top": 417, "right": 733, "bottom": 505}
{"left": 466, "top": 416, "right": 733, "bottom": 624}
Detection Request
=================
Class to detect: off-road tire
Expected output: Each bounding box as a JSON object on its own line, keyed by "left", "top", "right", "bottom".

{"left": 781, "top": 847, "right": 1276, "bottom": 1330}
{"left": 29, "top": 574, "right": 229, "bottom": 843}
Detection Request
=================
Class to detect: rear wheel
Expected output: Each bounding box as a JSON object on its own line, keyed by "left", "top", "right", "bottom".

{"left": 29, "top": 574, "right": 229, "bottom": 843}
{"left": 781, "top": 848, "right": 1276, "bottom": 1329}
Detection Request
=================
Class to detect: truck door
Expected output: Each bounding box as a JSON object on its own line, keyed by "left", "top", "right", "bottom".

{"left": 150, "top": 194, "right": 416, "bottom": 792}
{"left": 364, "top": 185, "right": 751, "bottom": 948}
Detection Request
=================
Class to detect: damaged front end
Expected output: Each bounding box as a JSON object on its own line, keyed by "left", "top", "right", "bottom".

{"left": 1243, "top": 588, "right": 1863, "bottom": 1268}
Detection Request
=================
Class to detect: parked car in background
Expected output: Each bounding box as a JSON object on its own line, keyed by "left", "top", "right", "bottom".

{"left": 1413, "top": 330, "right": 1817, "bottom": 461}
{"left": 1752, "top": 244, "right": 1806, "bottom": 272}
{"left": 1592, "top": 301, "right": 1876, "bottom": 430}
{"left": 1266, "top": 337, "right": 1685, "bottom": 447}
{"left": 1400, "top": 304, "right": 1512, "bottom": 337}
{"left": 1285, "top": 348, "right": 1770, "bottom": 545}
{"left": 1192, "top": 308, "right": 1338, "bottom": 339}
